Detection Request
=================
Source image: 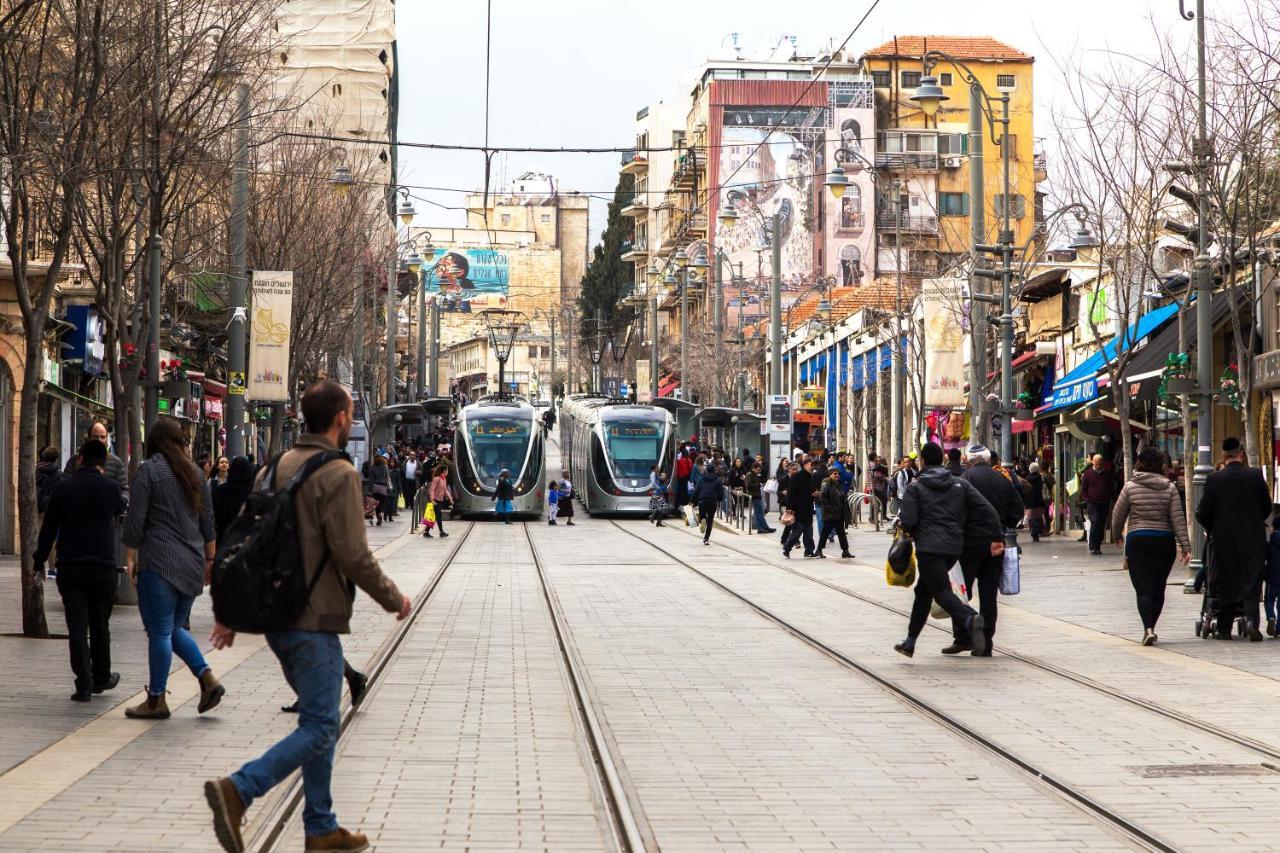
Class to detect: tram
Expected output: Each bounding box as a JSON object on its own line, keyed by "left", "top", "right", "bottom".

{"left": 450, "top": 396, "right": 546, "bottom": 517}
{"left": 560, "top": 397, "right": 676, "bottom": 515}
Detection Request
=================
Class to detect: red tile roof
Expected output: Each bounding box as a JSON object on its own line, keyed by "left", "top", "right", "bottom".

{"left": 862, "top": 36, "right": 1032, "bottom": 63}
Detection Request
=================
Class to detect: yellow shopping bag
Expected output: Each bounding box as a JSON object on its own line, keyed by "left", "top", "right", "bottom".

{"left": 423, "top": 502, "right": 436, "bottom": 526}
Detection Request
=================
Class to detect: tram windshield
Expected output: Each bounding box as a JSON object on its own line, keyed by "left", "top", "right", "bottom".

{"left": 602, "top": 420, "right": 666, "bottom": 479}
{"left": 466, "top": 417, "right": 532, "bottom": 481}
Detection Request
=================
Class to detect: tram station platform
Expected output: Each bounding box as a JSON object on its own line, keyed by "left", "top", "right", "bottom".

{"left": 4, "top": 485, "right": 1280, "bottom": 850}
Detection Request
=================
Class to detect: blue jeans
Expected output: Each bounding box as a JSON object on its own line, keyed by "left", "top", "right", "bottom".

{"left": 751, "top": 497, "right": 768, "bottom": 531}
{"left": 1266, "top": 582, "right": 1279, "bottom": 622}
{"left": 232, "top": 630, "right": 343, "bottom": 836}
{"left": 136, "top": 570, "right": 208, "bottom": 696}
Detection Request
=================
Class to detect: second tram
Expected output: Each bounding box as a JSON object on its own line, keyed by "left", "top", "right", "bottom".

{"left": 560, "top": 397, "right": 675, "bottom": 514}
{"left": 450, "top": 397, "right": 546, "bottom": 517}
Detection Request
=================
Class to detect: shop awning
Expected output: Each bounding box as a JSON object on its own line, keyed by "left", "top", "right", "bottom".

{"left": 658, "top": 379, "right": 680, "bottom": 398}
{"left": 1041, "top": 301, "right": 1180, "bottom": 413}
{"left": 1120, "top": 294, "right": 1233, "bottom": 401}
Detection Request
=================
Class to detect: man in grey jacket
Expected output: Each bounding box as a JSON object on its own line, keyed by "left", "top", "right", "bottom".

{"left": 894, "top": 442, "right": 1004, "bottom": 659}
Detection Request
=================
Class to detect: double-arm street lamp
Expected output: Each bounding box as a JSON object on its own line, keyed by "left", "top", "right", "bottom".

{"left": 479, "top": 309, "right": 526, "bottom": 399}
{"left": 403, "top": 230, "right": 442, "bottom": 399}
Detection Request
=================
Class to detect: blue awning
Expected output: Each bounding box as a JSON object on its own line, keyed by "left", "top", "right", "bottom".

{"left": 851, "top": 354, "right": 867, "bottom": 390}
{"left": 1043, "top": 301, "right": 1180, "bottom": 413}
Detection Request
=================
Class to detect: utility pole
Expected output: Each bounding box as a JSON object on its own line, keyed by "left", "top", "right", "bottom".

{"left": 679, "top": 271, "right": 688, "bottom": 400}
{"left": 891, "top": 179, "right": 904, "bottom": 462}
{"left": 416, "top": 269, "right": 427, "bottom": 399}
{"left": 386, "top": 253, "right": 397, "bottom": 407}
{"left": 968, "top": 83, "right": 987, "bottom": 446}
{"left": 429, "top": 297, "right": 441, "bottom": 396}
{"left": 1188, "top": 0, "right": 1213, "bottom": 583}
{"left": 225, "top": 82, "right": 250, "bottom": 457}
{"left": 714, "top": 252, "right": 725, "bottom": 406}
{"left": 650, "top": 292, "right": 659, "bottom": 401}
{"left": 996, "top": 92, "right": 1015, "bottom": 465}
{"left": 769, "top": 213, "right": 782, "bottom": 396}
{"left": 144, "top": 0, "right": 163, "bottom": 434}
{"left": 353, "top": 275, "right": 364, "bottom": 408}
{"left": 548, "top": 311, "right": 556, "bottom": 400}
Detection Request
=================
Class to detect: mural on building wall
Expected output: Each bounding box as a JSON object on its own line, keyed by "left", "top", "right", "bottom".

{"left": 825, "top": 81, "right": 877, "bottom": 287}
{"left": 425, "top": 248, "right": 509, "bottom": 313}
{"left": 715, "top": 104, "right": 824, "bottom": 293}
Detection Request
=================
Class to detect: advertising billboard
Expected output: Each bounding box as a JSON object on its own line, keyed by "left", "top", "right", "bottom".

{"left": 824, "top": 81, "right": 877, "bottom": 287}
{"left": 424, "top": 248, "right": 509, "bottom": 313}
{"left": 248, "top": 271, "right": 293, "bottom": 402}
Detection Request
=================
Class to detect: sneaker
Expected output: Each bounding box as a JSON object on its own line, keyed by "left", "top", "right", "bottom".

{"left": 1140, "top": 629, "right": 1156, "bottom": 646}
{"left": 281, "top": 701, "right": 298, "bottom": 713}
{"left": 893, "top": 640, "right": 915, "bottom": 658}
{"left": 305, "top": 827, "right": 370, "bottom": 852}
{"left": 967, "top": 614, "right": 988, "bottom": 656}
{"left": 204, "top": 777, "right": 246, "bottom": 853}
{"left": 92, "top": 672, "right": 120, "bottom": 694}
{"left": 125, "top": 692, "right": 170, "bottom": 720}
{"left": 940, "top": 643, "right": 972, "bottom": 655}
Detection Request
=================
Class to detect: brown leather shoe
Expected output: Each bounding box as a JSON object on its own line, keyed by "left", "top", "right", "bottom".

{"left": 204, "top": 777, "right": 245, "bottom": 853}
{"left": 124, "top": 692, "right": 170, "bottom": 719}
{"left": 198, "top": 669, "right": 225, "bottom": 714}
{"left": 305, "top": 827, "right": 370, "bottom": 852}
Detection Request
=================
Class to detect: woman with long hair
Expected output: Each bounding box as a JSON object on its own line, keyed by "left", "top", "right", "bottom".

{"left": 424, "top": 463, "right": 452, "bottom": 538}
{"left": 211, "top": 456, "right": 255, "bottom": 541}
{"left": 1112, "top": 447, "right": 1191, "bottom": 645}
{"left": 369, "top": 454, "right": 391, "bottom": 525}
{"left": 122, "top": 417, "right": 223, "bottom": 719}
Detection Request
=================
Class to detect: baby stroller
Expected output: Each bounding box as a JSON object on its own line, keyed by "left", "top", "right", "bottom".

{"left": 1194, "top": 536, "right": 1250, "bottom": 639}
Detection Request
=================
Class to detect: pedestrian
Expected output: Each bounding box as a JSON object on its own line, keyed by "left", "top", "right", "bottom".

{"left": 424, "top": 464, "right": 451, "bottom": 538}
{"left": 1195, "top": 436, "right": 1271, "bottom": 641}
{"left": 121, "top": 416, "right": 224, "bottom": 720}
{"left": 946, "top": 447, "right": 964, "bottom": 477}
{"left": 547, "top": 479, "right": 561, "bottom": 526}
{"left": 1266, "top": 517, "right": 1280, "bottom": 637}
{"left": 1081, "top": 453, "right": 1115, "bottom": 554}
{"left": 64, "top": 420, "right": 128, "bottom": 499}
{"left": 1023, "top": 462, "right": 1047, "bottom": 541}
{"left": 649, "top": 472, "right": 669, "bottom": 526}
{"left": 893, "top": 442, "right": 1002, "bottom": 658}
{"left": 673, "top": 450, "right": 693, "bottom": 511}
{"left": 492, "top": 468, "right": 515, "bottom": 524}
{"left": 558, "top": 468, "right": 575, "bottom": 526}
{"left": 777, "top": 461, "right": 795, "bottom": 543}
{"left": 34, "top": 439, "right": 127, "bottom": 701}
{"left": 951, "top": 444, "right": 1023, "bottom": 655}
{"left": 782, "top": 458, "right": 818, "bottom": 559}
{"left": 815, "top": 468, "right": 853, "bottom": 559}
{"left": 198, "top": 453, "right": 213, "bottom": 482}
{"left": 368, "top": 454, "right": 391, "bottom": 526}
{"left": 212, "top": 457, "right": 255, "bottom": 542}
{"left": 693, "top": 461, "right": 724, "bottom": 545}
{"left": 211, "top": 455, "right": 230, "bottom": 486}
{"left": 401, "top": 451, "right": 418, "bottom": 518}
{"left": 745, "top": 461, "right": 774, "bottom": 533}
{"left": 204, "top": 380, "right": 411, "bottom": 853}
{"left": 1112, "top": 447, "right": 1191, "bottom": 645}
{"left": 36, "top": 445, "right": 63, "bottom": 515}
{"left": 867, "top": 453, "right": 889, "bottom": 524}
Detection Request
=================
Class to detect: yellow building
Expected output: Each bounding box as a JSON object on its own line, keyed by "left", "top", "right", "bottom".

{"left": 861, "top": 36, "right": 1044, "bottom": 273}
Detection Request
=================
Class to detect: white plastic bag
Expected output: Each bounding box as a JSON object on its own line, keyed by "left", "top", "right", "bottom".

{"left": 930, "top": 565, "right": 969, "bottom": 619}
{"left": 763, "top": 478, "right": 779, "bottom": 494}
{"left": 1000, "top": 546, "right": 1021, "bottom": 595}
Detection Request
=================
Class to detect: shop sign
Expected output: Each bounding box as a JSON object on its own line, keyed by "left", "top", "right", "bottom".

{"left": 797, "top": 387, "right": 825, "bottom": 411}
{"left": 1254, "top": 349, "right": 1280, "bottom": 391}
{"left": 203, "top": 396, "right": 223, "bottom": 420}
{"left": 1046, "top": 376, "right": 1098, "bottom": 411}
{"left": 40, "top": 355, "right": 59, "bottom": 385}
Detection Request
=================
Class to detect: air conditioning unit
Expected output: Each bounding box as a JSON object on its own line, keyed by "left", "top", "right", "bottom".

{"left": 942, "top": 156, "right": 964, "bottom": 168}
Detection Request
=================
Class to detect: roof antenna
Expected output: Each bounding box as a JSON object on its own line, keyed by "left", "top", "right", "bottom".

{"left": 720, "top": 32, "right": 741, "bottom": 59}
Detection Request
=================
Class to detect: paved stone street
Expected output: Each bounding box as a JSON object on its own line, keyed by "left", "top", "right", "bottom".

{"left": 6, "top": 477, "right": 1280, "bottom": 850}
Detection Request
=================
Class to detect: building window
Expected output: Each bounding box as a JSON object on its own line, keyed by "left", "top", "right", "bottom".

{"left": 996, "top": 73, "right": 1016, "bottom": 90}
{"left": 939, "top": 72, "right": 953, "bottom": 86}
{"left": 994, "top": 194, "right": 1026, "bottom": 220}
{"left": 871, "top": 70, "right": 891, "bottom": 88}
{"left": 529, "top": 346, "right": 538, "bottom": 359}
{"left": 938, "top": 133, "right": 967, "bottom": 155}
{"left": 540, "top": 213, "right": 551, "bottom": 223}
{"left": 901, "top": 71, "right": 922, "bottom": 89}
{"left": 500, "top": 214, "right": 511, "bottom": 226}
{"left": 939, "top": 192, "right": 969, "bottom": 216}
{"left": 332, "top": 83, "right": 342, "bottom": 97}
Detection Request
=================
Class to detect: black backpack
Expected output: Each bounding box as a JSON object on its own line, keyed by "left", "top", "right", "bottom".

{"left": 210, "top": 449, "right": 348, "bottom": 633}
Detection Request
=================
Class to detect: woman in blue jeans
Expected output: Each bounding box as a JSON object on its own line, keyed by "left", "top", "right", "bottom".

{"left": 122, "top": 417, "right": 224, "bottom": 719}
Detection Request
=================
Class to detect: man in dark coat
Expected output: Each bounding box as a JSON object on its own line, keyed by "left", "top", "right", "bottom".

{"left": 1195, "top": 437, "right": 1272, "bottom": 640}
{"left": 1080, "top": 453, "right": 1114, "bottom": 554}
{"left": 783, "top": 458, "right": 818, "bottom": 558}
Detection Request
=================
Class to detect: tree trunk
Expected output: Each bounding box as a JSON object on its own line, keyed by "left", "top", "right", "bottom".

{"left": 1115, "top": 375, "right": 1135, "bottom": 485}
{"left": 268, "top": 404, "right": 285, "bottom": 457}
{"left": 19, "top": 331, "right": 49, "bottom": 638}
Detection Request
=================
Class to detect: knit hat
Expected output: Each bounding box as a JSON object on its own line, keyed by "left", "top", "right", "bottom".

{"left": 965, "top": 443, "right": 991, "bottom": 463}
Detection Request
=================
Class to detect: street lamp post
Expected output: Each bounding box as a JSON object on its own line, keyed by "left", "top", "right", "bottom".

{"left": 224, "top": 81, "right": 251, "bottom": 457}
{"left": 910, "top": 55, "right": 1014, "bottom": 462}
{"left": 480, "top": 309, "right": 526, "bottom": 399}
{"left": 404, "top": 231, "right": 435, "bottom": 400}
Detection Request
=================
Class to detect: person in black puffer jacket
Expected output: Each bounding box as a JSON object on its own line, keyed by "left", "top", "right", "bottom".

{"left": 815, "top": 469, "right": 853, "bottom": 559}
{"left": 895, "top": 442, "right": 1003, "bottom": 659}
{"left": 37, "top": 446, "right": 63, "bottom": 514}
{"left": 693, "top": 463, "right": 724, "bottom": 545}
{"left": 1023, "top": 463, "right": 1047, "bottom": 541}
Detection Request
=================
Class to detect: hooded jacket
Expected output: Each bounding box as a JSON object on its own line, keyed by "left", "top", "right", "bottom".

{"left": 899, "top": 466, "right": 1002, "bottom": 557}
{"left": 1112, "top": 470, "right": 1190, "bottom": 551}
{"left": 818, "top": 478, "right": 848, "bottom": 521}
{"left": 693, "top": 471, "right": 724, "bottom": 504}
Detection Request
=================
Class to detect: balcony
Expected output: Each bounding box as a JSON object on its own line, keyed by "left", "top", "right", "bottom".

{"left": 620, "top": 149, "right": 648, "bottom": 175}
{"left": 621, "top": 194, "right": 648, "bottom": 218}
{"left": 874, "top": 152, "right": 939, "bottom": 171}
{"left": 876, "top": 213, "right": 939, "bottom": 235}
{"left": 671, "top": 153, "right": 699, "bottom": 188}
{"left": 834, "top": 211, "right": 866, "bottom": 236}
{"left": 620, "top": 238, "right": 649, "bottom": 262}
{"left": 676, "top": 209, "right": 708, "bottom": 237}
{"left": 1034, "top": 151, "right": 1048, "bottom": 183}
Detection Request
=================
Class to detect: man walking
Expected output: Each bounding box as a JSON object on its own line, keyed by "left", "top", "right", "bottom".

{"left": 745, "top": 461, "right": 775, "bottom": 534}
{"left": 783, "top": 458, "right": 818, "bottom": 558}
{"left": 401, "top": 451, "right": 418, "bottom": 518}
{"left": 204, "top": 381, "right": 410, "bottom": 853}
{"left": 34, "top": 440, "right": 126, "bottom": 701}
{"left": 1080, "top": 453, "right": 1114, "bottom": 554}
{"left": 949, "top": 444, "right": 1023, "bottom": 655}
{"left": 1196, "top": 437, "right": 1271, "bottom": 640}
{"left": 64, "top": 420, "right": 128, "bottom": 498}
{"left": 894, "top": 442, "right": 1003, "bottom": 658}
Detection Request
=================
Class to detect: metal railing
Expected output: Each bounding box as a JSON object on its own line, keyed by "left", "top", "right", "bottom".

{"left": 875, "top": 213, "right": 939, "bottom": 234}
{"left": 621, "top": 149, "right": 647, "bottom": 167}
{"left": 874, "top": 152, "right": 939, "bottom": 171}
{"left": 847, "top": 492, "right": 884, "bottom": 532}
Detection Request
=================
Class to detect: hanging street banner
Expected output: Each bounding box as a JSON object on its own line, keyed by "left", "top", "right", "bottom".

{"left": 248, "top": 270, "right": 293, "bottom": 401}
{"left": 635, "top": 359, "right": 652, "bottom": 403}
{"left": 922, "top": 278, "right": 967, "bottom": 408}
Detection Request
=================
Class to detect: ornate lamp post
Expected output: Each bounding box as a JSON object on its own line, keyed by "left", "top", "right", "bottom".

{"left": 479, "top": 309, "right": 526, "bottom": 399}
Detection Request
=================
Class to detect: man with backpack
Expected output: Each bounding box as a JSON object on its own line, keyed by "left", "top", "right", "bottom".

{"left": 204, "top": 380, "right": 410, "bottom": 853}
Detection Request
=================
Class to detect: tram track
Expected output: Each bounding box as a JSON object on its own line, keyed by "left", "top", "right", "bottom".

{"left": 521, "top": 522, "right": 652, "bottom": 853}
{"left": 249, "top": 521, "right": 476, "bottom": 853}
{"left": 673, "top": 522, "right": 1280, "bottom": 769}
{"left": 611, "top": 519, "right": 1179, "bottom": 853}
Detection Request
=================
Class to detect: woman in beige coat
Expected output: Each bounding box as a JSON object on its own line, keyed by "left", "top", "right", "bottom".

{"left": 1112, "top": 447, "right": 1191, "bottom": 645}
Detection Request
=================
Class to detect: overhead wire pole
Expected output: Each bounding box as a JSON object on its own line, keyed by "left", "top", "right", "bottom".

{"left": 714, "top": 251, "right": 725, "bottom": 407}
{"left": 769, "top": 213, "right": 782, "bottom": 396}
{"left": 225, "top": 82, "right": 250, "bottom": 457}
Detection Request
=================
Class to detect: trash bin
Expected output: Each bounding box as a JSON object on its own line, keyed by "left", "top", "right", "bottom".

{"left": 111, "top": 520, "right": 136, "bottom": 606}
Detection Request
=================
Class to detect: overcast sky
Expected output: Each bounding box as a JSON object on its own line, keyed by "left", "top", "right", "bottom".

{"left": 395, "top": 0, "right": 1253, "bottom": 244}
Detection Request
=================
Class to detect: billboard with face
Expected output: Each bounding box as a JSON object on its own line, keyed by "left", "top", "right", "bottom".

{"left": 825, "top": 81, "right": 876, "bottom": 287}
{"left": 425, "top": 248, "right": 509, "bottom": 313}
